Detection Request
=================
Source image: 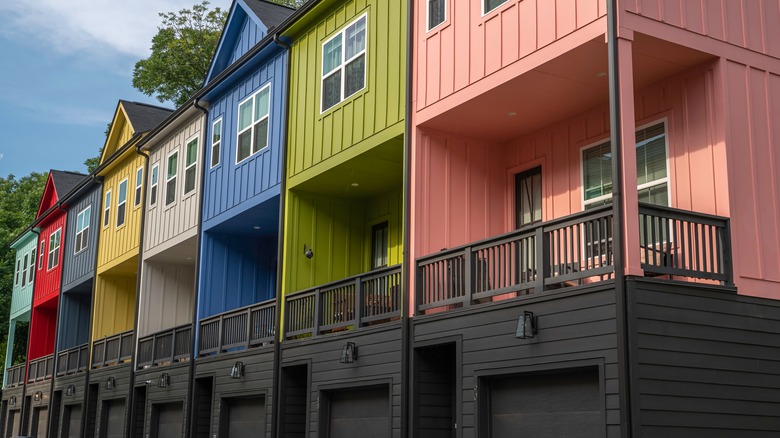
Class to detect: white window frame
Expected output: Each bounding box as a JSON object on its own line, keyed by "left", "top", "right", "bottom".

{"left": 235, "top": 84, "right": 271, "bottom": 164}
{"left": 38, "top": 241, "right": 45, "bottom": 270}
{"left": 165, "top": 149, "right": 179, "bottom": 207}
{"left": 427, "top": 0, "right": 447, "bottom": 31}
{"left": 74, "top": 205, "right": 91, "bottom": 255}
{"left": 103, "top": 190, "right": 111, "bottom": 229}
{"left": 21, "top": 254, "right": 28, "bottom": 287}
{"left": 15, "top": 259, "right": 20, "bottom": 285}
{"left": 28, "top": 248, "right": 35, "bottom": 284}
{"left": 116, "top": 178, "right": 128, "bottom": 228}
{"left": 211, "top": 117, "right": 222, "bottom": 168}
{"left": 134, "top": 167, "right": 143, "bottom": 208}
{"left": 47, "top": 228, "right": 62, "bottom": 271}
{"left": 149, "top": 163, "right": 159, "bottom": 208}
{"left": 320, "top": 13, "right": 368, "bottom": 113}
{"left": 183, "top": 135, "right": 199, "bottom": 196}
{"left": 482, "top": 0, "right": 510, "bottom": 16}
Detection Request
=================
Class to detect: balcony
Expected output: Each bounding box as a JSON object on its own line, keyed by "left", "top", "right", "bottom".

{"left": 415, "top": 205, "right": 732, "bottom": 315}
{"left": 91, "top": 330, "right": 134, "bottom": 369}
{"left": 5, "top": 363, "right": 26, "bottom": 388}
{"left": 137, "top": 325, "right": 192, "bottom": 369}
{"left": 56, "top": 344, "right": 89, "bottom": 376}
{"left": 198, "top": 300, "right": 275, "bottom": 357}
{"left": 285, "top": 265, "right": 402, "bottom": 339}
{"left": 27, "top": 354, "right": 54, "bottom": 383}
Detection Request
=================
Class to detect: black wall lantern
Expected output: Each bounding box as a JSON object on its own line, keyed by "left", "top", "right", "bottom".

{"left": 230, "top": 361, "right": 244, "bottom": 379}
{"left": 33, "top": 391, "right": 43, "bottom": 402}
{"left": 65, "top": 384, "right": 76, "bottom": 396}
{"left": 158, "top": 373, "right": 170, "bottom": 388}
{"left": 304, "top": 244, "right": 314, "bottom": 259}
{"left": 8, "top": 396, "right": 16, "bottom": 406}
{"left": 515, "top": 311, "right": 537, "bottom": 339}
{"left": 340, "top": 342, "right": 358, "bottom": 364}
{"left": 105, "top": 376, "right": 116, "bottom": 390}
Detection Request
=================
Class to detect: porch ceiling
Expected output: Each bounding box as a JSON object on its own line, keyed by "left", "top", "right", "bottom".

{"left": 421, "top": 34, "right": 714, "bottom": 142}
{"left": 145, "top": 235, "right": 198, "bottom": 265}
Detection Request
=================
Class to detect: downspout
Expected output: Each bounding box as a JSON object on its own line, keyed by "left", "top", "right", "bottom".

{"left": 401, "top": 0, "right": 413, "bottom": 436}
{"left": 45, "top": 203, "right": 68, "bottom": 437}
{"left": 126, "top": 142, "right": 150, "bottom": 437}
{"left": 271, "top": 32, "right": 290, "bottom": 438}
{"left": 185, "top": 98, "right": 209, "bottom": 438}
{"left": 607, "top": 0, "right": 632, "bottom": 435}
{"left": 20, "top": 227, "right": 41, "bottom": 436}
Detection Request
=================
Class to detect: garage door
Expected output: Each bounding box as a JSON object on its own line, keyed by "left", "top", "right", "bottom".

{"left": 103, "top": 399, "right": 125, "bottom": 438}
{"left": 225, "top": 397, "right": 266, "bottom": 438}
{"left": 6, "top": 409, "right": 19, "bottom": 438}
{"left": 32, "top": 407, "right": 48, "bottom": 438}
{"left": 153, "top": 403, "right": 183, "bottom": 438}
{"left": 329, "top": 386, "right": 389, "bottom": 438}
{"left": 489, "top": 368, "right": 601, "bottom": 437}
{"left": 64, "top": 405, "right": 82, "bottom": 438}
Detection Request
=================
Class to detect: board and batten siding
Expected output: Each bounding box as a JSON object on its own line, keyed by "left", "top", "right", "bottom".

{"left": 202, "top": 49, "right": 287, "bottom": 227}
{"left": 229, "top": 14, "right": 267, "bottom": 65}
{"left": 57, "top": 292, "right": 91, "bottom": 351}
{"left": 286, "top": 0, "right": 406, "bottom": 184}
{"left": 62, "top": 184, "right": 102, "bottom": 291}
{"left": 92, "top": 275, "right": 136, "bottom": 340}
{"left": 34, "top": 213, "right": 67, "bottom": 305}
{"left": 143, "top": 114, "right": 204, "bottom": 256}
{"left": 138, "top": 263, "right": 194, "bottom": 337}
{"left": 414, "top": 0, "right": 606, "bottom": 112}
{"left": 10, "top": 232, "right": 37, "bottom": 319}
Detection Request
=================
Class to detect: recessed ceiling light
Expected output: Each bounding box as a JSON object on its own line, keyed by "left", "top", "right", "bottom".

{"left": 253, "top": 226, "right": 261, "bottom": 230}
{"left": 185, "top": 257, "right": 192, "bottom": 261}
{"left": 507, "top": 112, "right": 517, "bottom": 117}
{"left": 351, "top": 183, "right": 359, "bottom": 187}
{"left": 596, "top": 72, "right": 607, "bottom": 77}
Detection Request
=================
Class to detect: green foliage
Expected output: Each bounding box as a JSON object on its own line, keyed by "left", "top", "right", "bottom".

{"left": 0, "top": 172, "right": 47, "bottom": 364}
{"left": 132, "top": 1, "right": 228, "bottom": 107}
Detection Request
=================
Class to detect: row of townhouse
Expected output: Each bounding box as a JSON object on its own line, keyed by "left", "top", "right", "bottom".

{"left": 4, "top": 0, "right": 780, "bottom": 437}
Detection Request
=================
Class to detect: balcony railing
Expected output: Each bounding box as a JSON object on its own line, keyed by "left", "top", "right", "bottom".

{"left": 137, "top": 324, "right": 192, "bottom": 369}
{"left": 27, "top": 354, "right": 54, "bottom": 383}
{"left": 56, "top": 344, "right": 89, "bottom": 376}
{"left": 91, "top": 330, "right": 134, "bottom": 369}
{"left": 5, "top": 363, "right": 26, "bottom": 388}
{"left": 198, "top": 300, "right": 275, "bottom": 357}
{"left": 285, "top": 265, "right": 402, "bottom": 339}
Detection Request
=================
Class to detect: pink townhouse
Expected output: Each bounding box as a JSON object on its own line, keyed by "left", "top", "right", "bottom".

{"left": 409, "top": 1, "right": 780, "bottom": 436}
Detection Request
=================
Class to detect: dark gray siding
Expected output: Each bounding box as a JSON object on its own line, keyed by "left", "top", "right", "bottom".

{"left": 134, "top": 362, "right": 191, "bottom": 438}
{"left": 281, "top": 323, "right": 403, "bottom": 438}
{"left": 25, "top": 380, "right": 51, "bottom": 437}
{"left": 413, "top": 283, "right": 621, "bottom": 438}
{"left": 53, "top": 373, "right": 87, "bottom": 438}
{"left": 57, "top": 292, "right": 91, "bottom": 351}
{"left": 62, "top": 184, "right": 101, "bottom": 290}
{"left": 628, "top": 278, "right": 780, "bottom": 436}
{"left": 89, "top": 363, "right": 133, "bottom": 438}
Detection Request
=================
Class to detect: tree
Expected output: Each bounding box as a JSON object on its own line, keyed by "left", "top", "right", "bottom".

{"left": 133, "top": 1, "right": 228, "bottom": 107}
{"left": 83, "top": 123, "right": 112, "bottom": 173}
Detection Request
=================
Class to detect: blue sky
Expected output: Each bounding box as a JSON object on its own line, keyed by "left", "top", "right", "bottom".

{"left": 0, "top": 0, "right": 231, "bottom": 178}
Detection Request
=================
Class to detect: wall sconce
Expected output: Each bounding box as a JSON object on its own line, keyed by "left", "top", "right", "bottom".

{"left": 105, "top": 376, "right": 116, "bottom": 390}
{"left": 158, "top": 373, "right": 170, "bottom": 388}
{"left": 515, "top": 311, "right": 537, "bottom": 339}
{"left": 304, "top": 244, "right": 314, "bottom": 259}
{"left": 230, "top": 361, "right": 244, "bottom": 379}
{"left": 340, "top": 342, "right": 358, "bottom": 364}
{"left": 33, "top": 391, "right": 43, "bottom": 402}
{"left": 65, "top": 385, "right": 76, "bottom": 396}
{"left": 8, "top": 396, "right": 16, "bottom": 406}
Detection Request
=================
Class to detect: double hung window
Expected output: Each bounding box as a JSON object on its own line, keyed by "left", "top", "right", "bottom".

{"left": 116, "top": 179, "right": 128, "bottom": 227}
{"left": 21, "top": 254, "right": 28, "bottom": 287}
{"left": 237, "top": 85, "right": 270, "bottom": 163}
{"left": 134, "top": 167, "right": 143, "bottom": 207}
{"left": 428, "top": 0, "right": 446, "bottom": 30}
{"left": 166, "top": 151, "right": 178, "bottom": 206}
{"left": 74, "top": 206, "right": 91, "bottom": 254}
{"left": 149, "top": 164, "right": 159, "bottom": 207}
{"left": 15, "top": 260, "right": 20, "bottom": 285}
{"left": 103, "top": 191, "right": 111, "bottom": 228}
{"left": 38, "top": 241, "right": 45, "bottom": 269}
{"left": 211, "top": 119, "right": 222, "bottom": 168}
{"left": 322, "top": 14, "right": 367, "bottom": 112}
{"left": 47, "top": 229, "right": 61, "bottom": 271}
{"left": 28, "top": 249, "right": 35, "bottom": 283}
{"left": 184, "top": 137, "right": 198, "bottom": 195}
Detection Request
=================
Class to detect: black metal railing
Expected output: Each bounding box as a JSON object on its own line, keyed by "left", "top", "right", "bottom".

{"left": 198, "top": 300, "right": 275, "bottom": 357}
{"left": 137, "top": 324, "right": 191, "bottom": 369}
{"left": 639, "top": 203, "right": 732, "bottom": 284}
{"left": 56, "top": 344, "right": 89, "bottom": 376}
{"left": 27, "top": 354, "right": 54, "bottom": 383}
{"left": 285, "top": 265, "right": 402, "bottom": 339}
{"left": 5, "top": 363, "right": 26, "bottom": 388}
{"left": 91, "top": 330, "right": 134, "bottom": 369}
{"left": 416, "top": 207, "right": 616, "bottom": 313}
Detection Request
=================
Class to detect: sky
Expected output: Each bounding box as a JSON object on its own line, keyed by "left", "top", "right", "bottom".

{"left": 0, "top": 0, "right": 231, "bottom": 178}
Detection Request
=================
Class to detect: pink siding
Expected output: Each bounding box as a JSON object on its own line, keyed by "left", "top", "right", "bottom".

{"left": 723, "top": 61, "right": 780, "bottom": 297}
{"left": 415, "top": 0, "right": 606, "bottom": 112}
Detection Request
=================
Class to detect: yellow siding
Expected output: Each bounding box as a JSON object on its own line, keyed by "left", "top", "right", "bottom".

{"left": 92, "top": 275, "right": 136, "bottom": 339}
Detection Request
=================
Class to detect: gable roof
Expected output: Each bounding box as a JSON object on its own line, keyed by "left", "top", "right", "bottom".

{"left": 119, "top": 100, "right": 174, "bottom": 133}
{"left": 51, "top": 170, "right": 85, "bottom": 197}
{"left": 244, "top": 0, "right": 295, "bottom": 29}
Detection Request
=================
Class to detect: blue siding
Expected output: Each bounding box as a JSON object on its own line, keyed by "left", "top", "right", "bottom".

{"left": 229, "top": 16, "right": 266, "bottom": 65}
{"left": 61, "top": 184, "right": 101, "bottom": 290}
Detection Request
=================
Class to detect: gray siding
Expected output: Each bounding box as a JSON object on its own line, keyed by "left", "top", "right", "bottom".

{"left": 61, "top": 184, "right": 101, "bottom": 291}
{"left": 135, "top": 362, "right": 191, "bottom": 438}
{"left": 138, "top": 263, "right": 195, "bottom": 336}
{"left": 89, "top": 363, "right": 133, "bottom": 438}
{"left": 143, "top": 114, "right": 204, "bottom": 258}
{"left": 52, "top": 373, "right": 87, "bottom": 438}
{"left": 628, "top": 278, "right": 780, "bottom": 436}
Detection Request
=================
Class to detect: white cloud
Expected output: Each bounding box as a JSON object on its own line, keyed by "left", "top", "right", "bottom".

{"left": 0, "top": 0, "right": 232, "bottom": 58}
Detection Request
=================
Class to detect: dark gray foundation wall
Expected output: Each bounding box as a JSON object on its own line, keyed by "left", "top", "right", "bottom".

{"left": 1, "top": 385, "right": 26, "bottom": 438}
{"left": 25, "top": 379, "right": 52, "bottom": 437}
{"left": 52, "top": 372, "right": 87, "bottom": 438}
{"left": 88, "top": 363, "right": 132, "bottom": 438}
{"left": 134, "top": 362, "right": 190, "bottom": 438}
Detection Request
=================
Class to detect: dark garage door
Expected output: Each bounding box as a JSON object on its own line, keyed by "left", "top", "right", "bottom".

{"left": 64, "top": 404, "right": 82, "bottom": 438}
{"left": 7, "top": 409, "right": 20, "bottom": 438}
{"left": 489, "top": 368, "right": 601, "bottom": 437}
{"left": 32, "top": 407, "right": 48, "bottom": 438}
{"left": 153, "top": 403, "right": 182, "bottom": 438}
{"left": 329, "top": 386, "right": 389, "bottom": 438}
{"left": 103, "top": 399, "right": 125, "bottom": 438}
{"left": 225, "top": 397, "right": 266, "bottom": 438}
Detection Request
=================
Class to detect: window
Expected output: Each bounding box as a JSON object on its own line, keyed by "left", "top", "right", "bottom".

{"left": 211, "top": 118, "right": 222, "bottom": 168}
{"left": 28, "top": 248, "right": 35, "bottom": 284}
{"left": 14, "top": 259, "right": 20, "bottom": 285}
{"left": 116, "top": 179, "right": 128, "bottom": 227}
{"left": 74, "top": 206, "right": 91, "bottom": 254}
{"left": 321, "top": 14, "right": 367, "bottom": 112}
{"left": 184, "top": 137, "right": 198, "bottom": 195}
{"left": 237, "top": 85, "right": 270, "bottom": 163}
{"left": 47, "top": 229, "right": 61, "bottom": 271}
{"left": 103, "top": 191, "right": 111, "bottom": 228}
{"left": 515, "top": 167, "right": 542, "bottom": 228}
{"left": 134, "top": 167, "right": 143, "bottom": 208}
{"left": 371, "top": 222, "right": 389, "bottom": 269}
{"left": 38, "top": 241, "right": 45, "bottom": 269}
{"left": 21, "top": 254, "right": 28, "bottom": 287}
{"left": 483, "top": 0, "right": 509, "bottom": 15}
{"left": 166, "top": 151, "right": 178, "bottom": 206}
{"left": 428, "top": 0, "right": 446, "bottom": 30}
{"left": 149, "top": 164, "right": 159, "bottom": 207}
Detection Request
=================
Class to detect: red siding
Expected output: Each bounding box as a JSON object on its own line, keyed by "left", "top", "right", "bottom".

{"left": 33, "top": 213, "right": 66, "bottom": 305}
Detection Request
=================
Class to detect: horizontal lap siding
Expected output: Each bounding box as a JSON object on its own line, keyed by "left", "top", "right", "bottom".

{"left": 89, "top": 364, "right": 133, "bottom": 438}
{"left": 280, "top": 326, "right": 403, "bottom": 438}
{"left": 62, "top": 185, "right": 101, "bottom": 290}
{"left": 413, "top": 286, "right": 621, "bottom": 437}
{"left": 628, "top": 279, "right": 780, "bottom": 434}
{"left": 415, "top": 0, "right": 606, "bottom": 111}
{"left": 135, "top": 363, "right": 191, "bottom": 438}
{"left": 144, "top": 114, "right": 204, "bottom": 254}
{"left": 53, "top": 373, "right": 88, "bottom": 438}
